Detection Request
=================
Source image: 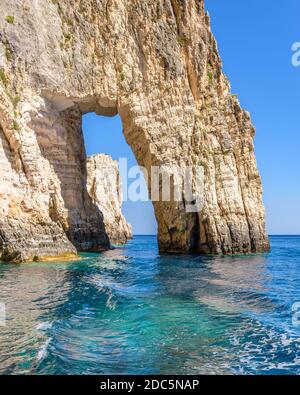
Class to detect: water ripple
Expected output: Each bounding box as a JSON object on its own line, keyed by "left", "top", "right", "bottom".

{"left": 0, "top": 236, "right": 300, "bottom": 374}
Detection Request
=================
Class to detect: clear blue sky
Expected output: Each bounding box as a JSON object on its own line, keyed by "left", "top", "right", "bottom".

{"left": 83, "top": 0, "right": 299, "bottom": 235}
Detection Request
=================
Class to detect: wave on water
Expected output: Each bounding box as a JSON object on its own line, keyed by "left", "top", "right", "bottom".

{"left": 0, "top": 236, "right": 300, "bottom": 374}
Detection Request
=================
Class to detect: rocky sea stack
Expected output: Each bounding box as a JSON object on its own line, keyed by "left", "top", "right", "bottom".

{"left": 87, "top": 154, "right": 132, "bottom": 245}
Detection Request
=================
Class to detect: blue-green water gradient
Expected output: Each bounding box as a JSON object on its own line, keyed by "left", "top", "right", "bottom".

{"left": 0, "top": 236, "right": 300, "bottom": 374}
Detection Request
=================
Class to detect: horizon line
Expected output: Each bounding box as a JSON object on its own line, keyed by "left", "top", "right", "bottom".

{"left": 131, "top": 234, "right": 300, "bottom": 237}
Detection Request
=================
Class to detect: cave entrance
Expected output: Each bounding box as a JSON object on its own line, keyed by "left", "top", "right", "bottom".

{"left": 82, "top": 112, "right": 157, "bottom": 243}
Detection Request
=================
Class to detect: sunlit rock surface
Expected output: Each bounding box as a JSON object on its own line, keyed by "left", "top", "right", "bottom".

{"left": 0, "top": 0, "right": 269, "bottom": 261}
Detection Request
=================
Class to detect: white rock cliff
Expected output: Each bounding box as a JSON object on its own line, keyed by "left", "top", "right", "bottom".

{"left": 0, "top": 0, "right": 269, "bottom": 261}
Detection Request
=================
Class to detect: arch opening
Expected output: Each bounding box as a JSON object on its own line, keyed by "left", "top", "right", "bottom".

{"left": 82, "top": 112, "right": 158, "bottom": 241}
{"left": 6, "top": 92, "right": 202, "bottom": 260}
{"left": 32, "top": 96, "right": 158, "bottom": 256}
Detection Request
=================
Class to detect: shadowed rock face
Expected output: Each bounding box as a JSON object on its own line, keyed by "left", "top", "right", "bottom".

{"left": 0, "top": 0, "right": 269, "bottom": 261}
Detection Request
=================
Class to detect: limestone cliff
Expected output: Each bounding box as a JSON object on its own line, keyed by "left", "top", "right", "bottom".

{"left": 87, "top": 154, "right": 132, "bottom": 245}
{"left": 0, "top": 0, "right": 269, "bottom": 261}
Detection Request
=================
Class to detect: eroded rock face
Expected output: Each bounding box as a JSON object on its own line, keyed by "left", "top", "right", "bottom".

{"left": 0, "top": 0, "right": 269, "bottom": 261}
{"left": 87, "top": 154, "right": 132, "bottom": 245}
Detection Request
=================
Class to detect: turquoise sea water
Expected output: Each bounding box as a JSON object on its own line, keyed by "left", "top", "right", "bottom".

{"left": 0, "top": 235, "right": 300, "bottom": 375}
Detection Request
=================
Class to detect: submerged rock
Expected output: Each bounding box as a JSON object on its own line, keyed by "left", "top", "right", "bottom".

{"left": 87, "top": 154, "right": 132, "bottom": 245}
{"left": 0, "top": 0, "right": 269, "bottom": 261}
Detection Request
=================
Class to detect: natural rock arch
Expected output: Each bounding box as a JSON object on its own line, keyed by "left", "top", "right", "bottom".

{"left": 0, "top": 0, "right": 269, "bottom": 261}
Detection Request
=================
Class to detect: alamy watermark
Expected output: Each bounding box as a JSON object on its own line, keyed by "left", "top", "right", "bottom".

{"left": 106, "top": 158, "right": 204, "bottom": 213}
{"left": 291, "top": 42, "right": 300, "bottom": 67}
